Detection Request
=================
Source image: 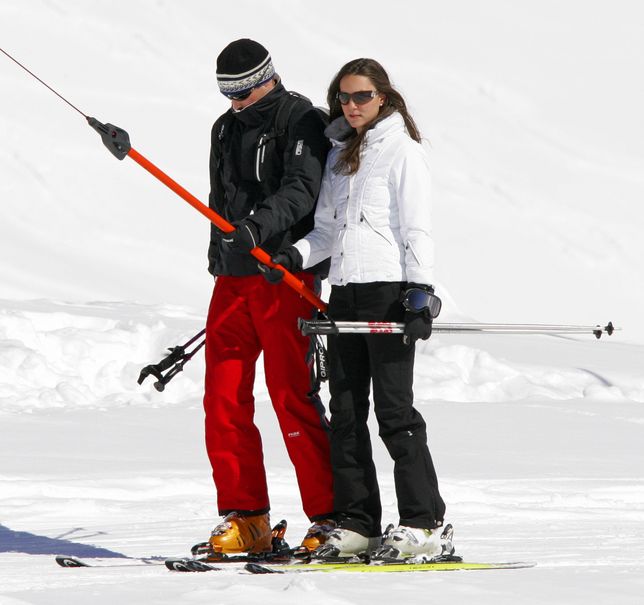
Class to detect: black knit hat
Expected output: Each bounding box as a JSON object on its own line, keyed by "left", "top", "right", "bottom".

{"left": 216, "top": 39, "right": 276, "bottom": 97}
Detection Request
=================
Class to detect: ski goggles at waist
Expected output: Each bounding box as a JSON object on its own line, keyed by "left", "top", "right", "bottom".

{"left": 401, "top": 287, "right": 442, "bottom": 318}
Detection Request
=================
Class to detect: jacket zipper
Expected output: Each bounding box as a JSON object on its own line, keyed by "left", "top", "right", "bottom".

{"left": 255, "top": 134, "right": 268, "bottom": 181}
{"left": 406, "top": 239, "right": 422, "bottom": 264}
{"left": 360, "top": 211, "right": 393, "bottom": 245}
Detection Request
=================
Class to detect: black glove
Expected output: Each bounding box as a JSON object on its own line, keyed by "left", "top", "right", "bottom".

{"left": 401, "top": 283, "right": 436, "bottom": 345}
{"left": 258, "top": 247, "right": 304, "bottom": 284}
{"left": 221, "top": 220, "right": 259, "bottom": 254}
{"left": 403, "top": 310, "right": 433, "bottom": 345}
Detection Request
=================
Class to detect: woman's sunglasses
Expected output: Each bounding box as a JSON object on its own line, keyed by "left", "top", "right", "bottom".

{"left": 337, "top": 90, "right": 379, "bottom": 106}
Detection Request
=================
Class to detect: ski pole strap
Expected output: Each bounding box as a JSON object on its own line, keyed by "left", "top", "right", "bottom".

{"left": 303, "top": 313, "right": 331, "bottom": 395}
{"left": 299, "top": 320, "right": 617, "bottom": 339}
{"left": 313, "top": 334, "right": 329, "bottom": 383}
{"left": 304, "top": 330, "right": 330, "bottom": 397}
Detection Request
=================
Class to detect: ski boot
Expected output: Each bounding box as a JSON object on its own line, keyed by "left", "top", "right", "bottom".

{"left": 208, "top": 512, "right": 272, "bottom": 554}
{"left": 313, "top": 527, "right": 381, "bottom": 559}
{"left": 373, "top": 523, "right": 456, "bottom": 562}
{"left": 299, "top": 518, "right": 337, "bottom": 553}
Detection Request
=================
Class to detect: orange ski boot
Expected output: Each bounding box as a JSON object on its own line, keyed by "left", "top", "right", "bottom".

{"left": 208, "top": 512, "right": 272, "bottom": 554}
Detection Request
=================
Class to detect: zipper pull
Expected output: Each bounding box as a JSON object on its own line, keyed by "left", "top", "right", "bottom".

{"left": 255, "top": 134, "right": 267, "bottom": 182}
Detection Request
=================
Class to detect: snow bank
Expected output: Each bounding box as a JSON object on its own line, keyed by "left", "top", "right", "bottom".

{"left": 0, "top": 300, "right": 205, "bottom": 413}
{"left": 1, "top": 300, "right": 639, "bottom": 415}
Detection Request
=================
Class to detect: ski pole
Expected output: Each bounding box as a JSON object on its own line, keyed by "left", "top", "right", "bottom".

{"left": 298, "top": 319, "right": 617, "bottom": 339}
{"left": 137, "top": 329, "right": 206, "bottom": 392}
{"left": 0, "top": 47, "right": 328, "bottom": 313}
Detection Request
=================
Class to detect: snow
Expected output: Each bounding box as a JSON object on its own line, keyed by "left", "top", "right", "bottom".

{"left": 1, "top": 1, "right": 643, "bottom": 603}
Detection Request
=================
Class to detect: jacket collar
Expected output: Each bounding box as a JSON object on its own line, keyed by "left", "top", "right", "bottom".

{"left": 229, "top": 79, "right": 287, "bottom": 127}
{"left": 326, "top": 112, "right": 406, "bottom": 147}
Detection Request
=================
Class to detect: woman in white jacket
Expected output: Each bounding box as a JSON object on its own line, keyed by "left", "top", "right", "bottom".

{"left": 270, "top": 58, "right": 450, "bottom": 560}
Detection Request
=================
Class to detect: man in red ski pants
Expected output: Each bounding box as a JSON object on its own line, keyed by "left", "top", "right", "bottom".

{"left": 202, "top": 39, "right": 335, "bottom": 554}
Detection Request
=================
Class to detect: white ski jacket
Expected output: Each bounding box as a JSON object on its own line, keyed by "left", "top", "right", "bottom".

{"left": 294, "top": 112, "right": 434, "bottom": 286}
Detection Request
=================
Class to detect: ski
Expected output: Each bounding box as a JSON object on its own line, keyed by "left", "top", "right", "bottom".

{"left": 164, "top": 550, "right": 299, "bottom": 572}
{"left": 165, "top": 518, "right": 299, "bottom": 572}
{"left": 56, "top": 519, "right": 297, "bottom": 572}
{"left": 55, "top": 555, "right": 165, "bottom": 568}
{"left": 244, "top": 559, "right": 536, "bottom": 574}
{"left": 57, "top": 554, "right": 534, "bottom": 574}
{"left": 56, "top": 554, "right": 254, "bottom": 572}
{"left": 165, "top": 558, "right": 225, "bottom": 572}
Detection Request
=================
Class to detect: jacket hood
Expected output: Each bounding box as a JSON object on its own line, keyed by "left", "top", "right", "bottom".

{"left": 325, "top": 116, "right": 353, "bottom": 143}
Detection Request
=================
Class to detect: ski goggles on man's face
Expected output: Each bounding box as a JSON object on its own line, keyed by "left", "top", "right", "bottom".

{"left": 401, "top": 287, "right": 442, "bottom": 318}
{"left": 225, "top": 88, "right": 254, "bottom": 101}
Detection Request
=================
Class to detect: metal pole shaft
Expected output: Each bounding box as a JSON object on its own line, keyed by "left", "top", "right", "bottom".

{"left": 298, "top": 320, "right": 616, "bottom": 338}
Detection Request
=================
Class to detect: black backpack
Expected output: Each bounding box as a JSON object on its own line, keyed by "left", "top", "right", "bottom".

{"left": 217, "top": 91, "right": 329, "bottom": 187}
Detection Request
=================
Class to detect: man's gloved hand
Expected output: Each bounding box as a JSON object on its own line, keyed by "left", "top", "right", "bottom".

{"left": 401, "top": 284, "right": 439, "bottom": 345}
{"left": 221, "top": 220, "right": 260, "bottom": 254}
{"left": 258, "top": 247, "right": 304, "bottom": 284}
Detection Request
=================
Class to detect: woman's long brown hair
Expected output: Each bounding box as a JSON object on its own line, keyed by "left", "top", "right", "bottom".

{"left": 327, "top": 58, "right": 421, "bottom": 175}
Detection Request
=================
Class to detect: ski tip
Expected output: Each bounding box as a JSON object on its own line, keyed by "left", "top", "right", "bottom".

{"left": 165, "top": 558, "right": 221, "bottom": 572}
{"left": 165, "top": 558, "right": 194, "bottom": 572}
{"left": 187, "top": 559, "right": 221, "bottom": 572}
{"left": 244, "top": 562, "right": 283, "bottom": 574}
{"left": 505, "top": 561, "right": 537, "bottom": 569}
{"left": 55, "top": 555, "right": 89, "bottom": 568}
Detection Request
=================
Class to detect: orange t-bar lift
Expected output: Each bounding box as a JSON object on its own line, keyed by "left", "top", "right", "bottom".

{"left": 0, "top": 46, "right": 327, "bottom": 313}
{"left": 87, "top": 118, "right": 327, "bottom": 313}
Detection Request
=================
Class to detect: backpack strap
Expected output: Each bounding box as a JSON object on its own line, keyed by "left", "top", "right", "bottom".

{"left": 268, "top": 91, "right": 314, "bottom": 148}
{"left": 216, "top": 91, "right": 324, "bottom": 149}
{"left": 254, "top": 92, "right": 319, "bottom": 183}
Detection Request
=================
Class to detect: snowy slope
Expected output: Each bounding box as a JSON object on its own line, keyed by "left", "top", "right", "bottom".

{"left": 1, "top": 1, "right": 644, "bottom": 604}
{"left": 1, "top": 300, "right": 643, "bottom": 604}
{"left": 1, "top": 0, "right": 643, "bottom": 337}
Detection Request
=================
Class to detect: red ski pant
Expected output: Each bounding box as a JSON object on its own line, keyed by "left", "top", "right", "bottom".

{"left": 203, "top": 274, "right": 334, "bottom": 520}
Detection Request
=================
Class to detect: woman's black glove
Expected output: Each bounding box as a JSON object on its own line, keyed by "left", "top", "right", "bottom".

{"left": 258, "top": 246, "right": 303, "bottom": 284}
{"left": 403, "top": 310, "right": 433, "bottom": 345}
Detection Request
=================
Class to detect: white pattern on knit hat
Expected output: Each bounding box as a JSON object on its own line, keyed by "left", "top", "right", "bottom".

{"left": 217, "top": 53, "right": 275, "bottom": 96}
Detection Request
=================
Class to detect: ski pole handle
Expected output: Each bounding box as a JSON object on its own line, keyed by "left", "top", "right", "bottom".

{"left": 126, "top": 148, "right": 328, "bottom": 312}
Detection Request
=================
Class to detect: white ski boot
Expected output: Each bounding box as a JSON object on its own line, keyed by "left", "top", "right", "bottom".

{"left": 375, "top": 523, "right": 455, "bottom": 561}
{"left": 314, "top": 527, "right": 381, "bottom": 558}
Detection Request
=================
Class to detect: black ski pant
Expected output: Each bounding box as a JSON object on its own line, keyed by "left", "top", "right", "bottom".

{"left": 327, "top": 282, "right": 445, "bottom": 537}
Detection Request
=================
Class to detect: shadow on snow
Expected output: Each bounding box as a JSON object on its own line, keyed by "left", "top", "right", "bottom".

{"left": 0, "top": 524, "right": 127, "bottom": 558}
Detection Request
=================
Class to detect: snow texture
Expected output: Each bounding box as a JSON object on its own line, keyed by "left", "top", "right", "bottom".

{"left": 1, "top": 1, "right": 643, "bottom": 603}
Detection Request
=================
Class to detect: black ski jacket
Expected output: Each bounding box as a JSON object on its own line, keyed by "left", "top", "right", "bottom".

{"left": 207, "top": 81, "right": 330, "bottom": 276}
